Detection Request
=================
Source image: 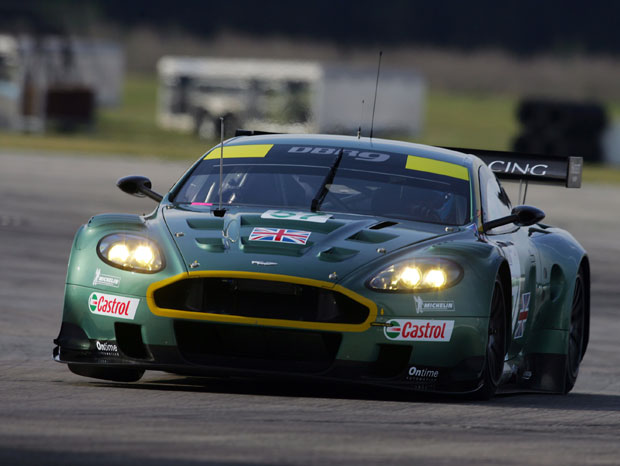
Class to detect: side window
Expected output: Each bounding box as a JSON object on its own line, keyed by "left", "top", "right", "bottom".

{"left": 479, "top": 164, "right": 515, "bottom": 234}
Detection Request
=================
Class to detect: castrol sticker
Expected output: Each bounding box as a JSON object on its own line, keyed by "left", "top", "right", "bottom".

{"left": 384, "top": 319, "right": 454, "bottom": 342}
{"left": 88, "top": 292, "right": 139, "bottom": 320}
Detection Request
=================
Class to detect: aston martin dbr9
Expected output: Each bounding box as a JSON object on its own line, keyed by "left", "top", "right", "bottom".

{"left": 54, "top": 133, "right": 589, "bottom": 399}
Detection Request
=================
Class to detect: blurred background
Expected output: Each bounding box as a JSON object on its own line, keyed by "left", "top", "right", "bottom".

{"left": 2, "top": 0, "right": 620, "bottom": 177}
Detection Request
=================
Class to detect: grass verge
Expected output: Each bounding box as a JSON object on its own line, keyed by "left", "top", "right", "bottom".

{"left": 2, "top": 74, "right": 620, "bottom": 183}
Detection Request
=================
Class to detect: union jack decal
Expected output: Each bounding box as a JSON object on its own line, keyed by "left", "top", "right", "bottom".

{"left": 248, "top": 227, "right": 311, "bottom": 245}
{"left": 514, "top": 292, "right": 531, "bottom": 339}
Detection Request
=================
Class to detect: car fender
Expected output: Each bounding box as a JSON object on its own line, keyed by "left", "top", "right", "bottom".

{"left": 521, "top": 226, "right": 588, "bottom": 370}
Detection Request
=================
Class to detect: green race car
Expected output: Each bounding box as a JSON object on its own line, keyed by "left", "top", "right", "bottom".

{"left": 53, "top": 133, "right": 589, "bottom": 399}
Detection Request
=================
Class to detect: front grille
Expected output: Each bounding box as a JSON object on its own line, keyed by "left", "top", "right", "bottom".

{"left": 154, "top": 277, "right": 370, "bottom": 324}
{"left": 174, "top": 321, "right": 342, "bottom": 373}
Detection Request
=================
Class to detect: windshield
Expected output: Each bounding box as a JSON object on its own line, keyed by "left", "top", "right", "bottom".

{"left": 174, "top": 146, "right": 472, "bottom": 225}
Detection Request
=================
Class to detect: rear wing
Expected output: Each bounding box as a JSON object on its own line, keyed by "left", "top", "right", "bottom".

{"left": 444, "top": 147, "right": 583, "bottom": 188}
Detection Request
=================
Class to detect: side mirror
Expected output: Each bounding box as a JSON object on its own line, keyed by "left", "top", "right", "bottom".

{"left": 117, "top": 176, "right": 163, "bottom": 202}
{"left": 482, "top": 205, "right": 545, "bottom": 232}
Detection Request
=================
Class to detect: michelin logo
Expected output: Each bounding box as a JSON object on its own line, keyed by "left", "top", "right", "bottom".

{"left": 414, "top": 296, "right": 455, "bottom": 314}
{"left": 93, "top": 268, "right": 120, "bottom": 288}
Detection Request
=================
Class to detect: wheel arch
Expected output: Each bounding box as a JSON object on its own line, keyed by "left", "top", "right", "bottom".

{"left": 470, "top": 258, "right": 512, "bottom": 400}
{"left": 531, "top": 229, "right": 588, "bottom": 336}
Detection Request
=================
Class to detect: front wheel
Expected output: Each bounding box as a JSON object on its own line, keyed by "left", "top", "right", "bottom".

{"left": 473, "top": 277, "right": 507, "bottom": 400}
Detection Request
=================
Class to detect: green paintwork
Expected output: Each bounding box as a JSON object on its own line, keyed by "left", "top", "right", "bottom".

{"left": 55, "top": 134, "right": 589, "bottom": 393}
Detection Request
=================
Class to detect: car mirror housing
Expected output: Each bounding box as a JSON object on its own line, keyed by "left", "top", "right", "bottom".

{"left": 512, "top": 205, "right": 546, "bottom": 226}
{"left": 483, "top": 205, "right": 545, "bottom": 232}
{"left": 117, "top": 175, "right": 163, "bottom": 202}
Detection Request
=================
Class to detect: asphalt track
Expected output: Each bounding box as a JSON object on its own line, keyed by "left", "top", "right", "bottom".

{"left": 1, "top": 150, "right": 619, "bottom": 465}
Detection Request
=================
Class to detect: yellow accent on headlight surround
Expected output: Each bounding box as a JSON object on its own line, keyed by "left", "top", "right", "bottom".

{"left": 367, "top": 259, "right": 462, "bottom": 292}
{"left": 98, "top": 234, "right": 164, "bottom": 273}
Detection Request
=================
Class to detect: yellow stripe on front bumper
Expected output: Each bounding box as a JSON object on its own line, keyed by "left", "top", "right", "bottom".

{"left": 146, "top": 271, "right": 378, "bottom": 332}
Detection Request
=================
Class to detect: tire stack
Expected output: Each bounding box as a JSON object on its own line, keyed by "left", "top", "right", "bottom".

{"left": 513, "top": 99, "right": 608, "bottom": 162}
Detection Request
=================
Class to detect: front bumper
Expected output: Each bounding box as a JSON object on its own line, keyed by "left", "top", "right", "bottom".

{"left": 55, "top": 283, "right": 489, "bottom": 393}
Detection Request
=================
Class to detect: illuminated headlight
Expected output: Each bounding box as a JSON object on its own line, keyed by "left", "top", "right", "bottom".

{"left": 367, "top": 259, "right": 462, "bottom": 292}
{"left": 98, "top": 234, "right": 164, "bottom": 273}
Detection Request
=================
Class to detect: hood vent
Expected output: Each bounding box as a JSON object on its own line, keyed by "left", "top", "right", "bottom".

{"left": 369, "top": 221, "right": 398, "bottom": 230}
{"left": 186, "top": 218, "right": 225, "bottom": 230}
{"left": 318, "top": 247, "right": 359, "bottom": 262}
{"left": 195, "top": 237, "right": 225, "bottom": 252}
{"left": 346, "top": 230, "right": 397, "bottom": 244}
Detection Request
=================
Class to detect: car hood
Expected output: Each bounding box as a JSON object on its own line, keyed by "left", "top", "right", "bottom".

{"left": 162, "top": 206, "right": 460, "bottom": 283}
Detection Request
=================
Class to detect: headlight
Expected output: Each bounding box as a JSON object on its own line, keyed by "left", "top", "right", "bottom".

{"left": 367, "top": 258, "right": 462, "bottom": 292}
{"left": 98, "top": 234, "right": 164, "bottom": 273}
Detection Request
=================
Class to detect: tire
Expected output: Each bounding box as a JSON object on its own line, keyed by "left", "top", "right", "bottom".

{"left": 68, "top": 363, "right": 144, "bottom": 382}
{"left": 564, "top": 269, "right": 586, "bottom": 393}
{"left": 473, "top": 277, "right": 507, "bottom": 400}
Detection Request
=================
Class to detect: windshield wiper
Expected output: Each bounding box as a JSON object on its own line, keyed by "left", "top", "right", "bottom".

{"left": 311, "top": 148, "right": 344, "bottom": 212}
